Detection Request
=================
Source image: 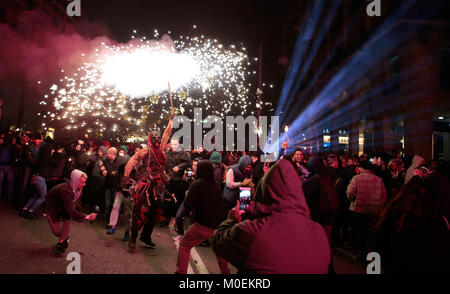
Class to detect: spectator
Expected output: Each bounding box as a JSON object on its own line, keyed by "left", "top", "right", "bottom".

{"left": 303, "top": 155, "right": 339, "bottom": 242}
{"left": 103, "top": 147, "right": 127, "bottom": 221}
{"left": 13, "top": 132, "right": 38, "bottom": 210}
{"left": 18, "top": 144, "right": 65, "bottom": 220}
{"left": 332, "top": 157, "right": 358, "bottom": 248}
{"left": 161, "top": 137, "right": 191, "bottom": 227}
{"left": 0, "top": 134, "right": 17, "bottom": 203}
{"left": 250, "top": 151, "right": 265, "bottom": 188}
{"left": 405, "top": 154, "right": 426, "bottom": 184}
{"left": 386, "top": 159, "right": 405, "bottom": 201}
{"left": 303, "top": 155, "right": 339, "bottom": 273}
{"left": 191, "top": 145, "right": 209, "bottom": 161}
{"left": 174, "top": 158, "right": 200, "bottom": 237}
{"left": 211, "top": 159, "right": 331, "bottom": 274}
{"left": 373, "top": 177, "right": 450, "bottom": 273}
{"left": 88, "top": 146, "right": 107, "bottom": 214}
{"left": 46, "top": 144, "right": 67, "bottom": 192}
{"left": 286, "top": 148, "right": 310, "bottom": 185}
{"left": 45, "top": 169, "right": 97, "bottom": 254}
{"left": 326, "top": 154, "right": 339, "bottom": 183}
{"left": 346, "top": 160, "right": 387, "bottom": 261}
{"left": 210, "top": 151, "right": 226, "bottom": 187}
{"left": 175, "top": 160, "right": 230, "bottom": 274}
{"left": 119, "top": 145, "right": 131, "bottom": 162}
{"left": 223, "top": 155, "right": 254, "bottom": 212}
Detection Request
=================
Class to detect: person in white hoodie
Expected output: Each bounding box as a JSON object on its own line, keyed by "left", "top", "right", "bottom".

{"left": 45, "top": 169, "right": 97, "bottom": 254}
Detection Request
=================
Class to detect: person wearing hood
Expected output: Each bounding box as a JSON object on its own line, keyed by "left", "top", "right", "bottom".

{"left": 405, "top": 154, "right": 427, "bottom": 185}
{"left": 175, "top": 160, "right": 231, "bottom": 274}
{"left": 223, "top": 155, "right": 254, "bottom": 212}
{"left": 302, "top": 155, "right": 339, "bottom": 273}
{"left": 119, "top": 145, "right": 131, "bottom": 162}
{"left": 88, "top": 145, "right": 107, "bottom": 215}
{"left": 45, "top": 169, "right": 97, "bottom": 254}
{"left": 211, "top": 159, "right": 331, "bottom": 273}
{"left": 303, "top": 155, "right": 339, "bottom": 239}
{"left": 210, "top": 151, "right": 226, "bottom": 188}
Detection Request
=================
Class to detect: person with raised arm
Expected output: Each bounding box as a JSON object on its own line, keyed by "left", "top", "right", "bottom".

{"left": 123, "top": 108, "right": 176, "bottom": 250}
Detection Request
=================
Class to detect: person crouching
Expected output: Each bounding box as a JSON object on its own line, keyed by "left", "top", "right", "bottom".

{"left": 45, "top": 169, "right": 97, "bottom": 254}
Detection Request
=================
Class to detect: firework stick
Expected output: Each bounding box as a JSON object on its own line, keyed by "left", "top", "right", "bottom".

{"left": 168, "top": 81, "right": 173, "bottom": 109}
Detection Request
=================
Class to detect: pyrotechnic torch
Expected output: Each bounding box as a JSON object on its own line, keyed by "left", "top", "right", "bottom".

{"left": 282, "top": 125, "right": 291, "bottom": 155}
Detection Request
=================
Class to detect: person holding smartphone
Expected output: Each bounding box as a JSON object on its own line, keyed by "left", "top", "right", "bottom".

{"left": 212, "top": 159, "right": 330, "bottom": 274}
{"left": 223, "top": 155, "right": 254, "bottom": 212}
{"left": 175, "top": 160, "right": 230, "bottom": 274}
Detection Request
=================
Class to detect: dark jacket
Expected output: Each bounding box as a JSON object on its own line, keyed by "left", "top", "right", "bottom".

{"left": 49, "top": 151, "right": 66, "bottom": 180}
{"left": 212, "top": 159, "right": 330, "bottom": 274}
{"left": 373, "top": 177, "right": 450, "bottom": 273}
{"left": 191, "top": 150, "right": 209, "bottom": 161}
{"left": 91, "top": 146, "right": 107, "bottom": 180}
{"left": 212, "top": 162, "right": 226, "bottom": 186}
{"left": 36, "top": 143, "right": 55, "bottom": 180}
{"left": 302, "top": 155, "right": 339, "bottom": 225}
{"left": 223, "top": 155, "right": 253, "bottom": 205}
{"left": 46, "top": 170, "right": 87, "bottom": 223}
{"left": 103, "top": 156, "right": 127, "bottom": 189}
{"left": 184, "top": 160, "right": 227, "bottom": 229}
{"left": 165, "top": 149, "right": 191, "bottom": 183}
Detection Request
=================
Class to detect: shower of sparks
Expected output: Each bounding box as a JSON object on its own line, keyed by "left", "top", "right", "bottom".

{"left": 38, "top": 29, "right": 273, "bottom": 140}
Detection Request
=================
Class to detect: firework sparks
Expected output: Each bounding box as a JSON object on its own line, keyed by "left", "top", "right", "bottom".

{"left": 38, "top": 28, "right": 272, "bottom": 139}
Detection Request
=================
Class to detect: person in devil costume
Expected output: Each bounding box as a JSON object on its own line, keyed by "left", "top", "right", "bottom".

{"left": 123, "top": 109, "right": 176, "bottom": 250}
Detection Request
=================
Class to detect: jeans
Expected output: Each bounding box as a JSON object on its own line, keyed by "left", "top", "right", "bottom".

{"left": 109, "top": 191, "right": 133, "bottom": 228}
{"left": 47, "top": 214, "right": 71, "bottom": 242}
{"left": 350, "top": 211, "right": 373, "bottom": 257}
{"left": 0, "top": 165, "right": 14, "bottom": 201}
{"left": 176, "top": 223, "right": 231, "bottom": 274}
{"left": 164, "top": 181, "right": 186, "bottom": 220}
{"left": 175, "top": 201, "right": 193, "bottom": 235}
{"left": 23, "top": 176, "right": 47, "bottom": 212}
{"left": 16, "top": 165, "right": 32, "bottom": 206}
{"left": 105, "top": 188, "right": 116, "bottom": 219}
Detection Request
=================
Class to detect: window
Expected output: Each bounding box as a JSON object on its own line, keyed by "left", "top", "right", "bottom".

{"left": 384, "top": 55, "right": 400, "bottom": 94}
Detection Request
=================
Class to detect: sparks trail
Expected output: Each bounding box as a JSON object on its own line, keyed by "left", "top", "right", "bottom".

{"left": 38, "top": 28, "right": 273, "bottom": 141}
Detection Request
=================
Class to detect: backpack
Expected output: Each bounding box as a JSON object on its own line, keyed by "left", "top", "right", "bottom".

{"left": 318, "top": 176, "right": 339, "bottom": 214}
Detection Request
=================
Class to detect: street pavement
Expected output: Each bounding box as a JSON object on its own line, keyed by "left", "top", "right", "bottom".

{"left": 0, "top": 201, "right": 366, "bottom": 274}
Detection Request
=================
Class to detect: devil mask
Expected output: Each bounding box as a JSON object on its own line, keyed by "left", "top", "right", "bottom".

{"left": 148, "top": 128, "right": 162, "bottom": 147}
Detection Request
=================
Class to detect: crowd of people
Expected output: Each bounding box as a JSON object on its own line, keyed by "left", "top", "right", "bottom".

{"left": 0, "top": 127, "right": 449, "bottom": 273}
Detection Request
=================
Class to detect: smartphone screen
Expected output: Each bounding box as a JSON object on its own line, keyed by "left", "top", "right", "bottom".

{"left": 239, "top": 187, "right": 251, "bottom": 210}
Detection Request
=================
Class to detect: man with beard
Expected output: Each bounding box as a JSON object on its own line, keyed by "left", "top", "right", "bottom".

{"left": 123, "top": 109, "right": 176, "bottom": 250}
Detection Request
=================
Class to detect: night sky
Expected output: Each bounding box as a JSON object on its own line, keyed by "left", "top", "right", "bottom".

{"left": 82, "top": 0, "right": 299, "bottom": 101}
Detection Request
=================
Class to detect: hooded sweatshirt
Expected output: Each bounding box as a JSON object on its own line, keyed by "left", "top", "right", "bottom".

{"left": 405, "top": 155, "right": 426, "bottom": 184}
{"left": 46, "top": 169, "right": 87, "bottom": 222}
{"left": 223, "top": 155, "right": 253, "bottom": 205}
{"left": 91, "top": 146, "right": 107, "bottom": 180}
{"left": 184, "top": 160, "right": 227, "bottom": 229}
{"left": 212, "top": 159, "right": 331, "bottom": 274}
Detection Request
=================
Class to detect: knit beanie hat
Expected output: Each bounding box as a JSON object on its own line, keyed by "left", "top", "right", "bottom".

{"left": 209, "top": 151, "right": 222, "bottom": 164}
